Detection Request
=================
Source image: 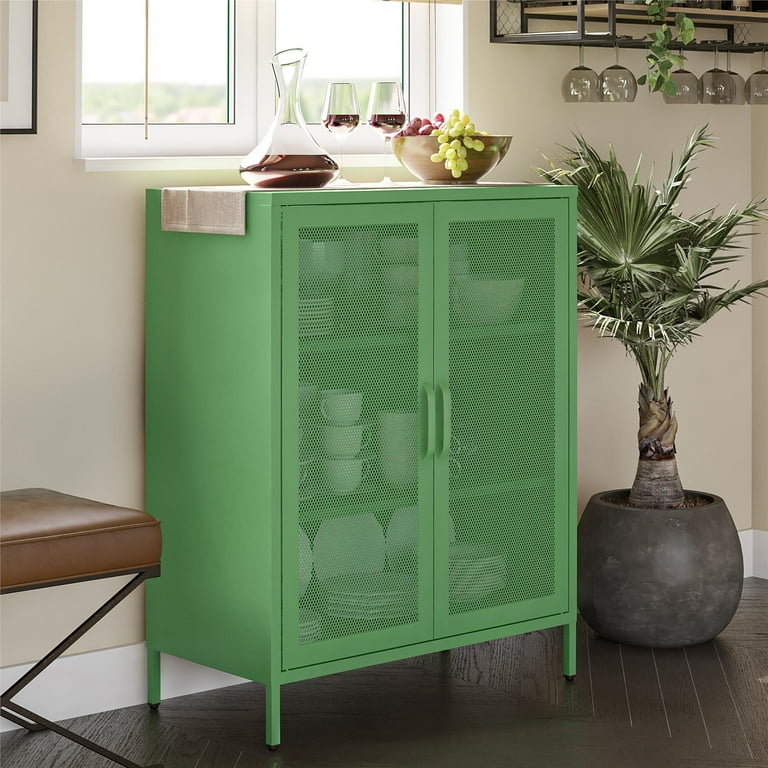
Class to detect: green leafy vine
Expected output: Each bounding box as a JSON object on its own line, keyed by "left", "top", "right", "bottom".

{"left": 637, "top": 0, "right": 696, "bottom": 95}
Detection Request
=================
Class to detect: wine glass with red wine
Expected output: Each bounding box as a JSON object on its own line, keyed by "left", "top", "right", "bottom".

{"left": 322, "top": 82, "right": 360, "bottom": 184}
{"left": 366, "top": 81, "right": 406, "bottom": 183}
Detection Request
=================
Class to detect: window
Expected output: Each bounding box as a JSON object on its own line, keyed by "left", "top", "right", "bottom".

{"left": 78, "top": 0, "right": 462, "bottom": 160}
{"left": 274, "top": 0, "right": 404, "bottom": 155}
{"left": 79, "top": 0, "right": 256, "bottom": 157}
{"left": 82, "top": 0, "right": 231, "bottom": 125}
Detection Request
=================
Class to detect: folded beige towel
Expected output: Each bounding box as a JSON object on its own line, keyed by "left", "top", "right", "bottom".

{"left": 161, "top": 186, "right": 250, "bottom": 235}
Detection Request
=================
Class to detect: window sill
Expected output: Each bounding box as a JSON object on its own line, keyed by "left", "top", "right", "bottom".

{"left": 80, "top": 154, "right": 401, "bottom": 176}
{"left": 81, "top": 155, "right": 245, "bottom": 173}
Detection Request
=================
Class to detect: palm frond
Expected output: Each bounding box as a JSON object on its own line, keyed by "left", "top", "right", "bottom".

{"left": 537, "top": 126, "right": 767, "bottom": 397}
{"left": 687, "top": 280, "right": 768, "bottom": 322}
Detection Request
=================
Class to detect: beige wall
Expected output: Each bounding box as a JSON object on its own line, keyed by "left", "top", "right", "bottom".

{"left": 752, "top": 105, "right": 768, "bottom": 532}
{"left": 1, "top": 0, "right": 766, "bottom": 668}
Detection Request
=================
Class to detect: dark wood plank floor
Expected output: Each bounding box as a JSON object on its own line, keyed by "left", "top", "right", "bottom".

{"left": 2, "top": 578, "right": 767, "bottom": 768}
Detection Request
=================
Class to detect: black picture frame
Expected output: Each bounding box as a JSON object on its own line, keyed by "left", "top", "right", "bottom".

{"left": 0, "top": 0, "right": 38, "bottom": 134}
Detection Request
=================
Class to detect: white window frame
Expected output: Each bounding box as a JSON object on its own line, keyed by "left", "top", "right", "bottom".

{"left": 77, "top": 0, "right": 260, "bottom": 159}
{"left": 76, "top": 0, "right": 461, "bottom": 162}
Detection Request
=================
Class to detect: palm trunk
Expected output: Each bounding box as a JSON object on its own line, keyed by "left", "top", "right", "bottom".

{"left": 629, "top": 384, "right": 684, "bottom": 507}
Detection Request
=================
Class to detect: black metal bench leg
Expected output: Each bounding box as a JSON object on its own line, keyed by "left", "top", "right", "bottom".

{"left": 0, "top": 706, "right": 45, "bottom": 731}
{"left": 2, "top": 572, "right": 149, "bottom": 704}
{"left": 3, "top": 701, "right": 163, "bottom": 768}
{"left": 1, "top": 570, "right": 163, "bottom": 768}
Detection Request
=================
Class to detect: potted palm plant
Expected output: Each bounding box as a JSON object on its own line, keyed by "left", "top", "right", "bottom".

{"left": 538, "top": 126, "right": 767, "bottom": 647}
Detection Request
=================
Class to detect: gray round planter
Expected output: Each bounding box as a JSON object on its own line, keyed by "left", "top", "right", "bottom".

{"left": 578, "top": 490, "right": 743, "bottom": 648}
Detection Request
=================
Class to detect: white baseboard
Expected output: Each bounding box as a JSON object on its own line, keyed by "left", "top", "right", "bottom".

{"left": 3, "top": 532, "right": 767, "bottom": 733}
{"left": 738, "top": 528, "right": 768, "bottom": 579}
{"left": 0, "top": 644, "right": 248, "bottom": 733}
{"left": 751, "top": 528, "right": 768, "bottom": 579}
{"left": 740, "top": 529, "right": 754, "bottom": 577}
{"left": 739, "top": 528, "right": 768, "bottom": 579}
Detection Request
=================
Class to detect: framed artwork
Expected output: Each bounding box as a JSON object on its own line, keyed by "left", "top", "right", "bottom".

{"left": 0, "top": 0, "right": 38, "bottom": 134}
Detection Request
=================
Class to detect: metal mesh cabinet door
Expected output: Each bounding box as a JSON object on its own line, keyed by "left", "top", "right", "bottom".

{"left": 433, "top": 198, "right": 572, "bottom": 638}
{"left": 281, "top": 202, "right": 435, "bottom": 669}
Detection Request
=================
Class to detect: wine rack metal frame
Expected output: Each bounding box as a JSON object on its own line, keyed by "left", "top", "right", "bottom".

{"left": 491, "top": 1, "right": 768, "bottom": 52}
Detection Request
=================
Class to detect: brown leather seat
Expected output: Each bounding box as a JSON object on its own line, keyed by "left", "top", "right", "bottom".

{"left": 0, "top": 488, "right": 162, "bottom": 591}
{"left": 0, "top": 488, "right": 163, "bottom": 768}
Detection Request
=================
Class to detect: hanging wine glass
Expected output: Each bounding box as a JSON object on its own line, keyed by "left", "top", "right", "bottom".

{"left": 663, "top": 49, "right": 699, "bottom": 104}
{"left": 561, "top": 46, "right": 599, "bottom": 103}
{"left": 366, "top": 81, "right": 407, "bottom": 184}
{"left": 322, "top": 82, "right": 361, "bottom": 184}
{"left": 599, "top": 45, "right": 637, "bottom": 103}
{"left": 699, "top": 45, "right": 737, "bottom": 105}
{"left": 746, "top": 48, "right": 768, "bottom": 105}
{"left": 725, "top": 50, "right": 746, "bottom": 105}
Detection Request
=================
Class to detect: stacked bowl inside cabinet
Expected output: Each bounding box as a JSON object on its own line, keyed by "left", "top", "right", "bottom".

{"left": 449, "top": 542, "right": 506, "bottom": 604}
{"left": 298, "top": 528, "right": 321, "bottom": 644}
{"left": 298, "top": 296, "right": 334, "bottom": 336}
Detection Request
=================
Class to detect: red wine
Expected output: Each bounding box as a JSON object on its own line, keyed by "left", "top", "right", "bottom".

{"left": 368, "top": 112, "right": 406, "bottom": 135}
{"left": 323, "top": 113, "right": 360, "bottom": 135}
{"left": 239, "top": 154, "right": 338, "bottom": 189}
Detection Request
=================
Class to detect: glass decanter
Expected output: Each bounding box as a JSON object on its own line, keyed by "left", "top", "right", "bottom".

{"left": 240, "top": 48, "right": 339, "bottom": 188}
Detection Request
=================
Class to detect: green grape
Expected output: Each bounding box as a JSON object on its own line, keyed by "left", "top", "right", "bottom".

{"left": 427, "top": 108, "right": 492, "bottom": 178}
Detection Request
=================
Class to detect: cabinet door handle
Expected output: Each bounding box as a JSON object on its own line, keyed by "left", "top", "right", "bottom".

{"left": 423, "top": 384, "right": 436, "bottom": 458}
{"left": 437, "top": 383, "right": 452, "bottom": 458}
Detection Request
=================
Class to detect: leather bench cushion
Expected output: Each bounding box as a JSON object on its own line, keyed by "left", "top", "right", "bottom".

{"left": 0, "top": 488, "right": 162, "bottom": 590}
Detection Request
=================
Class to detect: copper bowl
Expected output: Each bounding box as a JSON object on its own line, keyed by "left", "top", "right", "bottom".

{"left": 391, "top": 135, "right": 512, "bottom": 184}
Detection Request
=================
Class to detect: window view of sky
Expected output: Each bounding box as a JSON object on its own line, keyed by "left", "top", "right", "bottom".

{"left": 275, "top": 0, "right": 403, "bottom": 82}
{"left": 82, "top": 0, "right": 229, "bottom": 85}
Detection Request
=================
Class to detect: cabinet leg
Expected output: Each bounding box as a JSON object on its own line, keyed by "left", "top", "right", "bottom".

{"left": 265, "top": 683, "right": 281, "bottom": 750}
{"left": 562, "top": 621, "right": 576, "bottom": 680}
{"left": 147, "top": 647, "right": 161, "bottom": 707}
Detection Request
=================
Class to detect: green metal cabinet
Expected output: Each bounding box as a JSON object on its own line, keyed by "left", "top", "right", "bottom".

{"left": 145, "top": 184, "right": 577, "bottom": 748}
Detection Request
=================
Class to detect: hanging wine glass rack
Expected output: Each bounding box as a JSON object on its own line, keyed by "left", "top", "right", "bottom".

{"left": 491, "top": 1, "right": 768, "bottom": 53}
